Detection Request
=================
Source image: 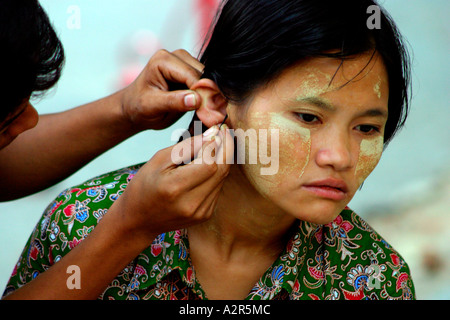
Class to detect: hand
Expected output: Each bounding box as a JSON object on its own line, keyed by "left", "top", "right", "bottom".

{"left": 0, "top": 126, "right": 233, "bottom": 300}
{"left": 120, "top": 49, "right": 204, "bottom": 130}
{"left": 110, "top": 125, "right": 234, "bottom": 245}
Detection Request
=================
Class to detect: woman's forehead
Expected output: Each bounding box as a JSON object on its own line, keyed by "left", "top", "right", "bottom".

{"left": 270, "top": 53, "right": 388, "bottom": 101}
{"left": 288, "top": 52, "right": 386, "bottom": 86}
{"left": 237, "top": 53, "right": 389, "bottom": 117}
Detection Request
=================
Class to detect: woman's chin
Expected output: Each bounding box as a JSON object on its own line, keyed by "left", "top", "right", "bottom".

{"left": 285, "top": 202, "right": 346, "bottom": 225}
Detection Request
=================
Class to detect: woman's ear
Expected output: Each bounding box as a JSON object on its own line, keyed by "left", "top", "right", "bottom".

{"left": 191, "top": 78, "right": 228, "bottom": 128}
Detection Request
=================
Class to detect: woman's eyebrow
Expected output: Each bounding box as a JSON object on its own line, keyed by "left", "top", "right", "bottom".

{"left": 355, "top": 108, "right": 388, "bottom": 119}
{"left": 295, "top": 96, "right": 387, "bottom": 119}
{"left": 296, "top": 96, "right": 335, "bottom": 111}
{"left": 296, "top": 96, "right": 388, "bottom": 119}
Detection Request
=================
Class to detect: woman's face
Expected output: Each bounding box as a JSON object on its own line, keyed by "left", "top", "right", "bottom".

{"left": 227, "top": 52, "right": 389, "bottom": 224}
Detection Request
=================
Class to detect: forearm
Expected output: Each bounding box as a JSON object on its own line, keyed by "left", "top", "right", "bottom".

{"left": 0, "top": 90, "right": 139, "bottom": 200}
{"left": 3, "top": 202, "right": 156, "bottom": 300}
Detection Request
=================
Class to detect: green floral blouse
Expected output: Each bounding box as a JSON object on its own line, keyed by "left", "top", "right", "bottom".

{"left": 3, "top": 163, "right": 415, "bottom": 300}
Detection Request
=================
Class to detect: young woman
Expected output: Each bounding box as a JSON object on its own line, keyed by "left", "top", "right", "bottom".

{"left": 3, "top": 0, "right": 415, "bottom": 300}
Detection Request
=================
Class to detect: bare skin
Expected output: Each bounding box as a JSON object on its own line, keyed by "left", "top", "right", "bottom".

{"left": 3, "top": 51, "right": 388, "bottom": 300}
{"left": 2, "top": 49, "right": 236, "bottom": 300}
{"left": 187, "top": 52, "right": 388, "bottom": 299}
{"left": 3, "top": 126, "right": 234, "bottom": 300}
{"left": 0, "top": 49, "right": 203, "bottom": 200}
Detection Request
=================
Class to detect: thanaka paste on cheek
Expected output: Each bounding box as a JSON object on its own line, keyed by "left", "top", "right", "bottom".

{"left": 355, "top": 136, "right": 383, "bottom": 185}
{"left": 238, "top": 112, "right": 311, "bottom": 198}
{"left": 269, "top": 113, "right": 311, "bottom": 179}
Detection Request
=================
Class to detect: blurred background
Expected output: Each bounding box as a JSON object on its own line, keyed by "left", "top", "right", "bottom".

{"left": 0, "top": 0, "right": 448, "bottom": 299}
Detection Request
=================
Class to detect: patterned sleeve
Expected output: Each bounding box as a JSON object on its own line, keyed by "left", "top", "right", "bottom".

{"left": 2, "top": 164, "right": 143, "bottom": 298}
{"left": 314, "top": 209, "right": 416, "bottom": 300}
{"left": 373, "top": 239, "right": 416, "bottom": 300}
{"left": 338, "top": 210, "right": 416, "bottom": 300}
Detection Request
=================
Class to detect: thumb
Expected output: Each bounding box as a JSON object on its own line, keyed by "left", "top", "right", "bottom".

{"left": 151, "top": 90, "right": 202, "bottom": 113}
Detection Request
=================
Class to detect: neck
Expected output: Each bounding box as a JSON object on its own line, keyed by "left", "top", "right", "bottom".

{"left": 188, "top": 164, "right": 296, "bottom": 262}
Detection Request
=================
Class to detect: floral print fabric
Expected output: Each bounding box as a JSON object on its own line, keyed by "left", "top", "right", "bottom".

{"left": 3, "top": 163, "right": 415, "bottom": 300}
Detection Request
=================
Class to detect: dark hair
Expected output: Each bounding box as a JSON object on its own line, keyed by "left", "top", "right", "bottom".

{"left": 199, "top": 0, "right": 411, "bottom": 145}
{"left": 0, "top": 0, "right": 65, "bottom": 120}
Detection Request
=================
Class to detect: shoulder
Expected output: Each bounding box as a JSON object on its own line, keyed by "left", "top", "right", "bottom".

{"left": 320, "top": 208, "right": 416, "bottom": 300}
{"left": 42, "top": 163, "right": 145, "bottom": 255}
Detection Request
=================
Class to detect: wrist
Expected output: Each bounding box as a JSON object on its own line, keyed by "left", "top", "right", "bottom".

{"left": 106, "top": 89, "right": 142, "bottom": 137}
{"left": 103, "top": 192, "right": 158, "bottom": 252}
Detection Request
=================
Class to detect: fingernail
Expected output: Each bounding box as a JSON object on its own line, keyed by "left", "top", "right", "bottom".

{"left": 203, "top": 125, "right": 219, "bottom": 140}
{"left": 213, "top": 135, "right": 222, "bottom": 147}
{"left": 184, "top": 93, "right": 197, "bottom": 109}
{"left": 220, "top": 123, "right": 228, "bottom": 131}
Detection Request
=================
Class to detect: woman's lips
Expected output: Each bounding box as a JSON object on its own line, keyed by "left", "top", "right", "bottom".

{"left": 302, "top": 179, "right": 348, "bottom": 201}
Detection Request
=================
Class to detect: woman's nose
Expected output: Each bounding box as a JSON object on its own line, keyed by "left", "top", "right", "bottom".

{"left": 314, "top": 132, "right": 354, "bottom": 171}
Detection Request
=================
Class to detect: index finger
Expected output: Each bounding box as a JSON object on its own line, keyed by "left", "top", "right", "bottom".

{"left": 171, "top": 49, "right": 205, "bottom": 75}
{"left": 176, "top": 126, "right": 234, "bottom": 193}
{"left": 215, "top": 124, "right": 235, "bottom": 170}
{"left": 156, "top": 50, "right": 203, "bottom": 90}
{"left": 162, "top": 141, "right": 222, "bottom": 195}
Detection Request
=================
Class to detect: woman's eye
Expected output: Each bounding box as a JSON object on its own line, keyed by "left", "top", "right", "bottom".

{"left": 297, "top": 113, "right": 319, "bottom": 123}
{"left": 356, "top": 124, "right": 379, "bottom": 134}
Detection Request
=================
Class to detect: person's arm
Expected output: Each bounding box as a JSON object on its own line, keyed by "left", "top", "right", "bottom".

{"left": 3, "top": 126, "right": 233, "bottom": 300}
{"left": 0, "top": 49, "right": 203, "bottom": 201}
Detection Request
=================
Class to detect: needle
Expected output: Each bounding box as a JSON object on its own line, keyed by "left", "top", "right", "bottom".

{"left": 219, "top": 114, "right": 228, "bottom": 129}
